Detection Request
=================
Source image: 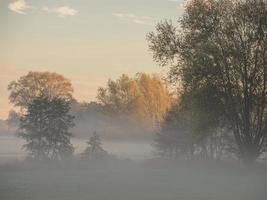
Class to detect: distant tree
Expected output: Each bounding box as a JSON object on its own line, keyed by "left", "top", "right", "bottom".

{"left": 7, "top": 110, "right": 20, "bottom": 129}
{"left": 70, "top": 100, "right": 104, "bottom": 117}
{"left": 148, "top": 0, "right": 267, "bottom": 163}
{"left": 8, "top": 71, "right": 73, "bottom": 109}
{"left": 71, "top": 99, "right": 151, "bottom": 140}
{"left": 97, "top": 73, "right": 172, "bottom": 129}
{"left": 81, "top": 131, "right": 107, "bottom": 160}
{"left": 97, "top": 74, "right": 139, "bottom": 115}
{"left": 19, "top": 96, "right": 74, "bottom": 160}
{"left": 136, "top": 73, "right": 173, "bottom": 126}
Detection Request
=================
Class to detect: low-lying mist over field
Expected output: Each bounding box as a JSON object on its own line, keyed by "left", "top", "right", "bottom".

{"left": 0, "top": 135, "right": 153, "bottom": 163}
{"left": 1, "top": 115, "right": 267, "bottom": 200}
{"left": 1, "top": 0, "right": 267, "bottom": 199}
{"left": 1, "top": 159, "right": 267, "bottom": 200}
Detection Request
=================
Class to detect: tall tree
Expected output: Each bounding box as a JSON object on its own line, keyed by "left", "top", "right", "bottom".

{"left": 148, "top": 0, "right": 267, "bottom": 163}
{"left": 136, "top": 73, "right": 172, "bottom": 126}
{"left": 8, "top": 71, "right": 73, "bottom": 109}
{"left": 19, "top": 96, "right": 74, "bottom": 160}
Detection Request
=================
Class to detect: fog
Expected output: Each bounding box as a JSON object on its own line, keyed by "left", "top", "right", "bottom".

{"left": 0, "top": 135, "right": 153, "bottom": 163}
{"left": 1, "top": 107, "right": 267, "bottom": 200}
{"left": 0, "top": 134, "right": 267, "bottom": 200}
{"left": 1, "top": 156, "right": 266, "bottom": 200}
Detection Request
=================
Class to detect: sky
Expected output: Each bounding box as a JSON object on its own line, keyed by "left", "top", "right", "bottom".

{"left": 0, "top": 0, "right": 185, "bottom": 119}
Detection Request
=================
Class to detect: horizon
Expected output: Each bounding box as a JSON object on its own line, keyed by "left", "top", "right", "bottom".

{"left": 0, "top": 0, "right": 185, "bottom": 119}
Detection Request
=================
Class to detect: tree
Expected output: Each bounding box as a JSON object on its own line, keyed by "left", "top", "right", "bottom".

{"left": 19, "top": 96, "right": 74, "bottom": 160}
{"left": 181, "top": 85, "right": 230, "bottom": 160}
{"left": 97, "top": 73, "right": 172, "bottom": 130}
{"left": 97, "top": 74, "right": 140, "bottom": 116}
{"left": 7, "top": 110, "right": 20, "bottom": 129}
{"left": 155, "top": 93, "right": 232, "bottom": 161}
{"left": 136, "top": 73, "right": 173, "bottom": 126}
{"left": 148, "top": 0, "right": 267, "bottom": 163}
{"left": 154, "top": 103, "right": 195, "bottom": 159}
{"left": 8, "top": 71, "right": 73, "bottom": 109}
{"left": 81, "top": 131, "right": 107, "bottom": 160}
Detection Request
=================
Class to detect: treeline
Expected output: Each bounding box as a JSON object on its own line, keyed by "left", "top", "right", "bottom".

{"left": 7, "top": 72, "right": 172, "bottom": 140}
{"left": 4, "top": 0, "right": 267, "bottom": 165}
{"left": 6, "top": 71, "right": 173, "bottom": 159}
{"left": 72, "top": 73, "right": 172, "bottom": 139}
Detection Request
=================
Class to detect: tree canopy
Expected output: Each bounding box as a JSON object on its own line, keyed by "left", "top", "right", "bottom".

{"left": 97, "top": 73, "right": 172, "bottom": 130}
{"left": 8, "top": 71, "right": 73, "bottom": 109}
{"left": 148, "top": 0, "right": 267, "bottom": 163}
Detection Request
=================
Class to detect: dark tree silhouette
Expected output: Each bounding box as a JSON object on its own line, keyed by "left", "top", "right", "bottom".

{"left": 155, "top": 98, "right": 233, "bottom": 160}
{"left": 148, "top": 0, "right": 267, "bottom": 163}
{"left": 19, "top": 96, "right": 74, "bottom": 160}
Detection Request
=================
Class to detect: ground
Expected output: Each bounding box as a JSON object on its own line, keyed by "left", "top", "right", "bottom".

{"left": 0, "top": 159, "right": 266, "bottom": 200}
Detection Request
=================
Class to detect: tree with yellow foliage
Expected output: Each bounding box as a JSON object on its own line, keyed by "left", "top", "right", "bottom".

{"left": 8, "top": 71, "right": 73, "bottom": 109}
{"left": 97, "top": 73, "right": 172, "bottom": 130}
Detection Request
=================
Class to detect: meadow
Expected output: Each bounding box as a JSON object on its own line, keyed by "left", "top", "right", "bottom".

{"left": 0, "top": 159, "right": 266, "bottom": 200}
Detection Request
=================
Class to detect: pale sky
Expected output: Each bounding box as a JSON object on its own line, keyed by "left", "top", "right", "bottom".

{"left": 0, "top": 0, "right": 185, "bottom": 119}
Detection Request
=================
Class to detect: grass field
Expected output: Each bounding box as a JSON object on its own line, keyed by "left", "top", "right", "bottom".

{"left": 0, "top": 159, "right": 266, "bottom": 200}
